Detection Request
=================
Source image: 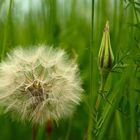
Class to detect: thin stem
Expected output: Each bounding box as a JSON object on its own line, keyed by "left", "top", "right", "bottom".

{"left": 46, "top": 119, "right": 53, "bottom": 140}
{"left": 90, "top": 0, "right": 95, "bottom": 97}
{"left": 65, "top": 118, "right": 72, "bottom": 140}
{"left": 87, "top": 0, "right": 95, "bottom": 139}
{"left": 32, "top": 124, "right": 37, "bottom": 140}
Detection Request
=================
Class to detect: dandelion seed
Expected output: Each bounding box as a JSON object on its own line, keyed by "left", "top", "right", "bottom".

{"left": 0, "top": 45, "right": 83, "bottom": 125}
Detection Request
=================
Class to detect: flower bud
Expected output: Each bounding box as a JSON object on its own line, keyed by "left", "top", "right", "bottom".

{"left": 98, "top": 21, "right": 114, "bottom": 71}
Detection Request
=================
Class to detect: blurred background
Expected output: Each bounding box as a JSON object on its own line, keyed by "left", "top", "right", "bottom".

{"left": 0, "top": 0, "right": 140, "bottom": 140}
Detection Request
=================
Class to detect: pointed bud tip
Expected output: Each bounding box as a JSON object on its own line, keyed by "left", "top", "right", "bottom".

{"left": 104, "top": 20, "right": 109, "bottom": 32}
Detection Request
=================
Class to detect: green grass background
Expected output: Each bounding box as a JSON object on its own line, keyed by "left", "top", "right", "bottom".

{"left": 0, "top": 0, "right": 140, "bottom": 140}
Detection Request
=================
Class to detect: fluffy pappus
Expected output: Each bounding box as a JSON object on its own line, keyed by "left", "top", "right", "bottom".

{"left": 0, "top": 45, "right": 83, "bottom": 125}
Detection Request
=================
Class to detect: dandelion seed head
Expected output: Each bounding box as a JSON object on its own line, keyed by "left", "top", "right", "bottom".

{"left": 0, "top": 45, "right": 82, "bottom": 124}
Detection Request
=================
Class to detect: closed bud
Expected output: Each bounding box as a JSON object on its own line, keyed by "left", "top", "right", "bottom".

{"left": 98, "top": 21, "right": 114, "bottom": 71}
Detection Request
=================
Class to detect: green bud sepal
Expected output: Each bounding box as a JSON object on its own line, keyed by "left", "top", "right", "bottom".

{"left": 98, "top": 21, "right": 114, "bottom": 91}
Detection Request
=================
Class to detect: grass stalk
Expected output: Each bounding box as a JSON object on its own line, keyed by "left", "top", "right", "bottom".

{"left": 115, "top": 111, "right": 125, "bottom": 140}
{"left": 86, "top": 0, "right": 95, "bottom": 139}
{"left": 65, "top": 119, "right": 72, "bottom": 140}
{"left": 89, "top": 0, "right": 94, "bottom": 97}
{"left": 1, "top": 0, "right": 13, "bottom": 60}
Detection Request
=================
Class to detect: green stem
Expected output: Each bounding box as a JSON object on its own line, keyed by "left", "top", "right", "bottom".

{"left": 99, "top": 70, "right": 109, "bottom": 92}
{"left": 1, "top": 0, "right": 13, "bottom": 60}
{"left": 65, "top": 118, "right": 72, "bottom": 140}
{"left": 87, "top": 0, "right": 95, "bottom": 140}
{"left": 90, "top": 0, "right": 95, "bottom": 97}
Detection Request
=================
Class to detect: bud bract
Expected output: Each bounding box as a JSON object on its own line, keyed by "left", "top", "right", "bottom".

{"left": 98, "top": 21, "right": 114, "bottom": 71}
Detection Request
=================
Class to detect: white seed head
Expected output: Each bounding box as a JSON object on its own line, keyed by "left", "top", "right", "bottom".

{"left": 0, "top": 45, "right": 83, "bottom": 125}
